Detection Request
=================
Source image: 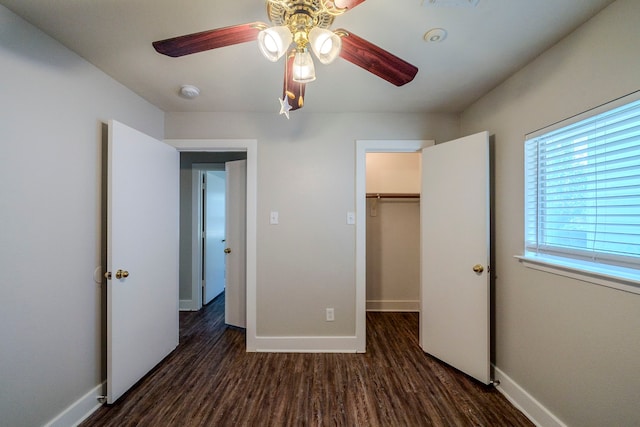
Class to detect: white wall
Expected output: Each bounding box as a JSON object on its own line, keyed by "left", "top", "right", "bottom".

{"left": 166, "top": 112, "right": 460, "bottom": 336}
{"left": 366, "top": 152, "right": 421, "bottom": 194}
{"left": 365, "top": 198, "right": 420, "bottom": 311}
{"left": 460, "top": 0, "right": 640, "bottom": 425}
{"left": 0, "top": 6, "right": 164, "bottom": 427}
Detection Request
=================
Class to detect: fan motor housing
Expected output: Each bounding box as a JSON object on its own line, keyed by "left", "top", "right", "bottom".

{"left": 267, "top": 0, "right": 336, "bottom": 29}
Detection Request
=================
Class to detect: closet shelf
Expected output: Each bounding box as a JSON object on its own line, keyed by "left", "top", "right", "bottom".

{"left": 366, "top": 193, "right": 420, "bottom": 199}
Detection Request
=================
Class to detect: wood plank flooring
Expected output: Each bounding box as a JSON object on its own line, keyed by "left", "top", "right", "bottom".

{"left": 82, "top": 294, "right": 532, "bottom": 426}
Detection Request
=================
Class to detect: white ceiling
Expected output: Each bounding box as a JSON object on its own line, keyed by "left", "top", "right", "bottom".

{"left": 0, "top": 0, "right": 614, "bottom": 114}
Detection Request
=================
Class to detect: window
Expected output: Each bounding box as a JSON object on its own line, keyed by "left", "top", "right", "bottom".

{"left": 523, "top": 93, "right": 640, "bottom": 287}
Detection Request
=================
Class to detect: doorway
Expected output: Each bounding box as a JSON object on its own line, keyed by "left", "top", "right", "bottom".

{"left": 170, "top": 139, "right": 258, "bottom": 351}
{"left": 179, "top": 152, "right": 247, "bottom": 314}
{"left": 104, "top": 130, "right": 260, "bottom": 403}
{"left": 191, "top": 160, "right": 247, "bottom": 329}
{"left": 356, "top": 135, "right": 492, "bottom": 385}
{"left": 365, "top": 152, "right": 421, "bottom": 313}
{"left": 354, "top": 140, "right": 434, "bottom": 352}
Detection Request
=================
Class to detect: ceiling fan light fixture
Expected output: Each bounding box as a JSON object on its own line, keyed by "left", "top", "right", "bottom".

{"left": 257, "top": 26, "right": 292, "bottom": 61}
{"left": 308, "top": 27, "right": 342, "bottom": 64}
{"left": 292, "top": 49, "right": 316, "bottom": 83}
{"left": 152, "top": 0, "right": 419, "bottom": 114}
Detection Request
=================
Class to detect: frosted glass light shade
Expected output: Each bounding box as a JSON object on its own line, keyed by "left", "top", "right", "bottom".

{"left": 309, "top": 27, "right": 342, "bottom": 64}
{"left": 257, "top": 26, "right": 293, "bottom": 62}
{"left": 292, "top": 50, "right": 316, "bottom": 83}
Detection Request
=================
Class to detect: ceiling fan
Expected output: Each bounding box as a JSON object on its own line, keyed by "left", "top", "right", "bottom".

{"left": 153, "top": 0, "right": 418, "bottom": 118}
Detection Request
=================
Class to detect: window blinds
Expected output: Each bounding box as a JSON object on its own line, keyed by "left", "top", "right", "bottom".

{"left": 525, "top": 98, "right": 640, "bottom": 270}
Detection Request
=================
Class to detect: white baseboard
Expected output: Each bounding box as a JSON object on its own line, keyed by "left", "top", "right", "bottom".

{"left": 493, "top": 366, "right": 566, "bottom": 427}
{"left": 44, "top": 382, "right": 104, "bottom": 427}
{"left": 179, "top": 299, "right": 199, "bottom": 311}
{"left": 253, "top": 336, "right": 359, "bottom": 353}
{"left": 366, "top": 299, "right": 419, "bottom": 312}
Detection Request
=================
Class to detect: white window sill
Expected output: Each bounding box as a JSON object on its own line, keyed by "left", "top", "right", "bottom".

{"left": 515, "top": 254, "right": 640, "bottom": 295}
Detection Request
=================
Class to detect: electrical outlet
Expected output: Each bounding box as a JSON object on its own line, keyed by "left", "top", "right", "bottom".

{"left": 326, "top": 308, "right": 335, "bottom": 322}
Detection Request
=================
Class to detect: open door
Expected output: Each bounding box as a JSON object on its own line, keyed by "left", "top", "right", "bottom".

{"left": 106, "top": 120, "right": 179, "bottom": 403}
{"left": 224, "top": 160, "right": 247, "bottom": 328}
{"left": 203, "top": 170, "right": 226, "bottom": 304}
{"left": 420, "top": 131, "right": 491, "bottom": 384}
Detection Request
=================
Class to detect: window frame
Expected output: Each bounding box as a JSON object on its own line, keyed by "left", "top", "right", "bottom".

{"left": 518, "top": 91, "right": 640, "bottom": 295}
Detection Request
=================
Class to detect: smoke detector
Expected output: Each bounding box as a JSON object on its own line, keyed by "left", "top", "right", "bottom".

{"left": 424, "top": 28, "right": 448, "bottom": 43}
{"left": 179, "top": 85, "right": 200, "bottom": 99}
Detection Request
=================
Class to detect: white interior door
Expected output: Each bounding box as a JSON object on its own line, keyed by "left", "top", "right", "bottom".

{"left": 106, "top": 120, "right": 179, "bottom": 403}
{"left": 204, "top": 170, "right": 226, "bottom": 304}
{"left": 225, "top": 160, "right": 247, "bottom": 328}
{"left": 420, "top": 131, "right": 491, "bottom": 384}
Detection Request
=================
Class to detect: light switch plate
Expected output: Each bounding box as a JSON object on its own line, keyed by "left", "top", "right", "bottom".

{"left": 270, "top": 211, "right": 279, "bottom": 225}
{"left": 347, "top": 211, "right": 355, "bottom": 225}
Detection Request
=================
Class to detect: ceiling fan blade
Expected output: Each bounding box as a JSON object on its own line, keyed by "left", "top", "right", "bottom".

{"left": 336, "top": 29, "right": 418, "bottom": 86}
{"left": 153, "top": 22, "right": 267, "bottom": 57}
{"left": 332, "top": 0, "right": 368, "bottom": 10}
{"left": 283, "top": 51, "right": 306, "bottom": 111}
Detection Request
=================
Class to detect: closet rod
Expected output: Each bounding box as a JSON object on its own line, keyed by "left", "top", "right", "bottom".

{"left": 366, "top": 193, "right": 420, "bottom": 199}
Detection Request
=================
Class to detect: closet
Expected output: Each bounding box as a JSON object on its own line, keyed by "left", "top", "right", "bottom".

{"left": 365, "top": 152, "right": 421, "bottom": 312}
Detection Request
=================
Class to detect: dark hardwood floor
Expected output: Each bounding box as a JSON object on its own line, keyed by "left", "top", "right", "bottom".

{"left": 82, "top": 294, "right": 532, "bottom": 426}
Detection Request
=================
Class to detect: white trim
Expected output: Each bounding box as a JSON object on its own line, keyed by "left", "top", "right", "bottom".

{"left": 355, "top": 140, "right": 435, "bottom": 352}
{"left": 191, "top": 168, "right": 204, "bottom": 311}
{"left": 254, "top": 336, "right": 360, "bottom": 353}
{"left": 44, "top": 383, "right": 104, "bottom": 427}
{"left": 179, "top": 299, "right": 199, "bottom": 311}
{"left": 166, "top": 139, "right": 258, "bottom": 351}
{"left": 493, "top": 366, "right": 567, "bottom": 427}
{"left": 526, "top": 90, "right": 640, "bottom": 139}
{"left": 366, "top": 299, "right": 420, "bottom": 312}
{"left": 516, "top": 255, "right": 640, "bottom": 295}
{"left": 168, "top": 139, "right": 254, "bottom": 151}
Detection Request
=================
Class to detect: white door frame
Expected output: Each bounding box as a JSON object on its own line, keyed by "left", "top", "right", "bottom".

{"left": 355, "top": 139, "right": 434, "bottom": 352}
{"left": 167, "top": 139, "right": 258, "bottom": 352}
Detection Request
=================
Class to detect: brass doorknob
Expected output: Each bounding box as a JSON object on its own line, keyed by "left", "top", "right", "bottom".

{"left": 115, "top": 269, "right": 129, "bottom": 279}
{"left": 224, "top": 248, "right": 231, "bottom": 254}
{"left": 472, "top": 264, "right": 484, "bottom": 274}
